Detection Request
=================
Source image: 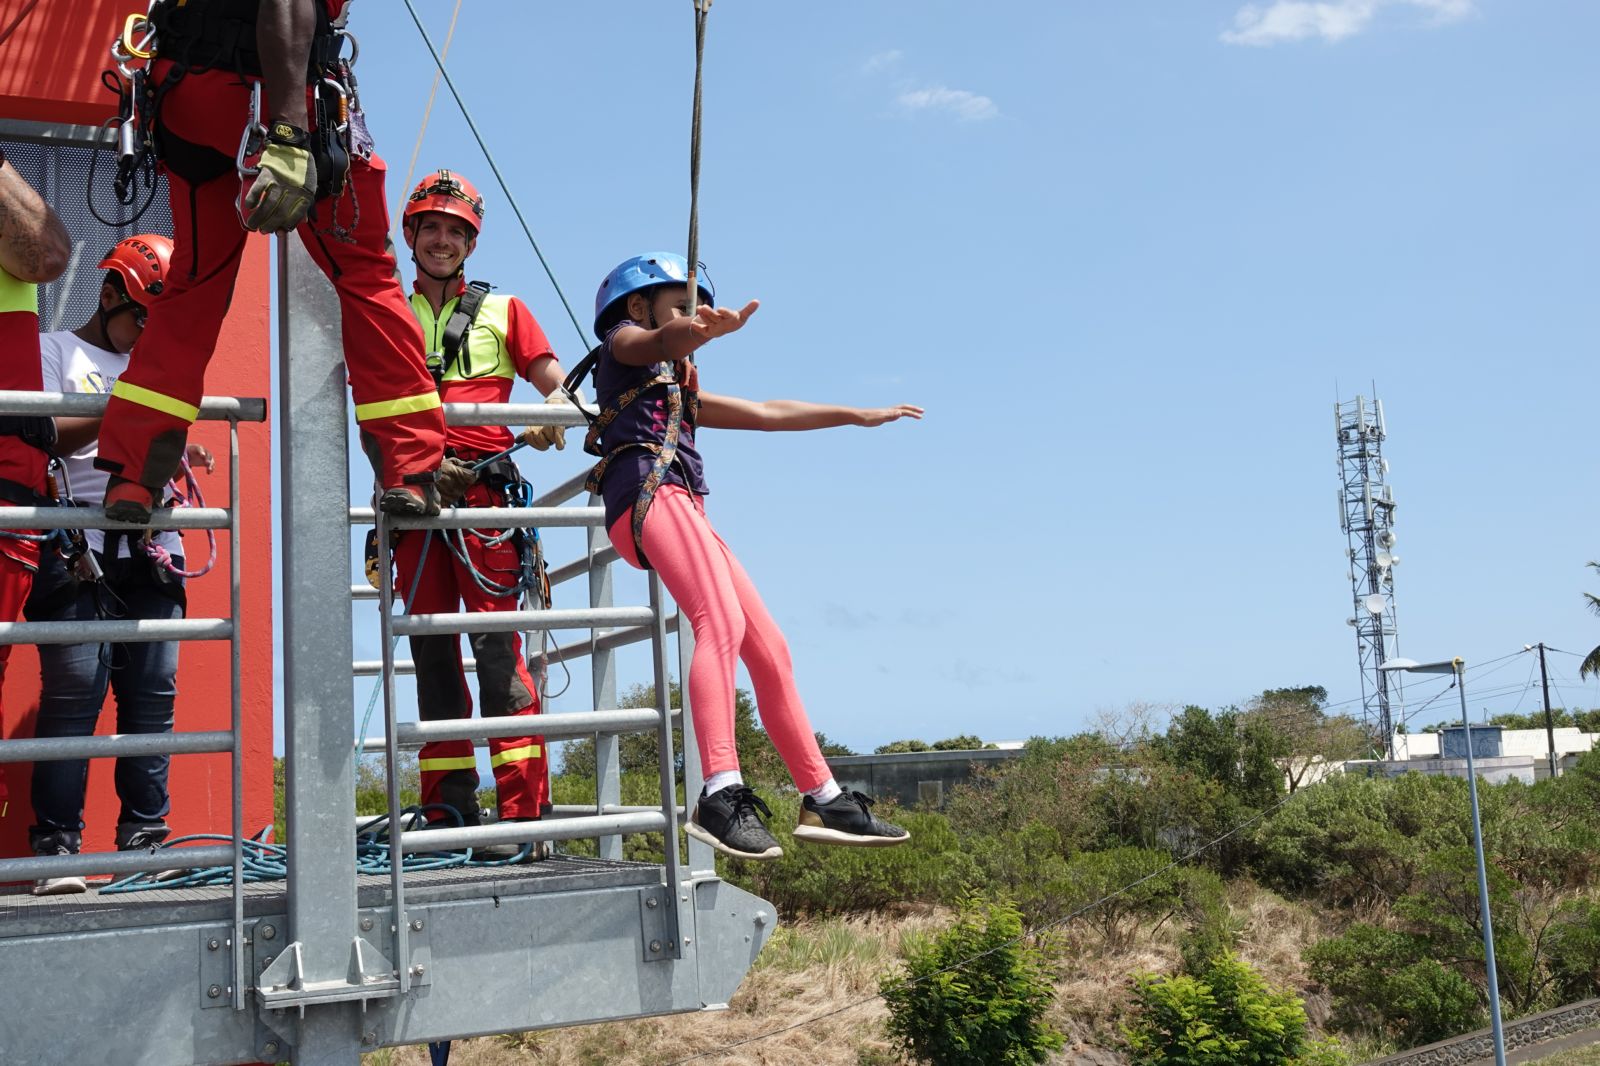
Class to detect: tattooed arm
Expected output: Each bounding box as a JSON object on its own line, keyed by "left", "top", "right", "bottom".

{"left": 0, "top": 147, "right": 70, "bottom": 283}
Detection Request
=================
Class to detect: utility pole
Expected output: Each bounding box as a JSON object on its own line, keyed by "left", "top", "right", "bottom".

{"left": 1537, "top": 642, "right": 1558, "bottom": 779}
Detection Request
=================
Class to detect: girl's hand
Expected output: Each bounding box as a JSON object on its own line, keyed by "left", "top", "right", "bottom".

{"left": 689, "top": 299, "right": 760, "bottom": 343}
{"left": 185, "top": 442, "right": 215, "bottom": 473}
{"left": 673, "top": 358, "right": 700, "bottom": 392}
{"left": 857, "top": 404, "right": 924, "bottom": 427}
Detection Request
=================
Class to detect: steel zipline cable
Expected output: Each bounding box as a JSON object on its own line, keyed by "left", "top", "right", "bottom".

{"left": 400, "top": 0, "right": 591, "bottom": 351}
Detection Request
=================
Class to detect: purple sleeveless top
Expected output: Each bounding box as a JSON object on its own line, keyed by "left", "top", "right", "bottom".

{"left": 594, "top": 323, "right": 710, "bottom": 528}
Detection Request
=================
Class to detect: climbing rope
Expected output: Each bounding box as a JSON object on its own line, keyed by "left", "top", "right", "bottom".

{"left": 685, "top": 0, "right": 711, "bottom": 320}
{"left": 101, "top": 808, "right": 541, "bottom": 893}
{"left": 395, "top": 0, "right": 465, "bottom": 234}
{"left": 143, "top": 453, "right": 216, "bottom": 579}
{"left": 401, "top": 0, "right": 590, "bottom": 352}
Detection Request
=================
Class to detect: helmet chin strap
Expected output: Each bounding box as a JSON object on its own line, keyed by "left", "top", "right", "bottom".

{"left": 96, "top": 301, "right": 140, "bottom": 353}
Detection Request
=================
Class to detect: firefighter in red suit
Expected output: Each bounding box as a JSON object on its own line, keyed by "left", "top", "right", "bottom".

{"left": 0, "top": 145, "right": 71, "bottom": 815}
{"left": 395, "top": 170, "right": 572, "bottom": 838}
{"left": 98, "top": 0, "right": 448, "bottom": 522}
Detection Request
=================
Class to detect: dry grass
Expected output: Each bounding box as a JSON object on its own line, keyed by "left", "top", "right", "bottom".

{"left": 361, "top": 884, "right": 1342, "bottom": 1065}
{"left": 362, "top": 910, "right": 945, "bottom": 1066}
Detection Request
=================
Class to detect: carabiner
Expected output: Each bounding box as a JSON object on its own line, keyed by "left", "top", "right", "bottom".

{"left": 235, "top": 80, "right": 267, "bottom": 179}
{"left": 120, "top": 13, "right": 156, "bottom": 60}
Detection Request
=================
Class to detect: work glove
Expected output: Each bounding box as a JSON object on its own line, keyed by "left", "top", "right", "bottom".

{"left": 434, "top": 456, "right": 478, "bottom": 506}
{"left": 242, "top": 143, "right": 318, "bottom": 234}
{"left": 518, "top": 392, "right": 571, "bottom": 452}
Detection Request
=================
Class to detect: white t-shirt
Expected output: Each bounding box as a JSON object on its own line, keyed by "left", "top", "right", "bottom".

{"left": 39, "top": 330, "right": 184, "bottom": 559}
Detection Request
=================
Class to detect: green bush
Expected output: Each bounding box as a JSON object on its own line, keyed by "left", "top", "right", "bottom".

{"left": 881, "top": 894, "right": 1064, "bottom": 1066}
{"left": 1252, "top": 772, "right": 1470, "bottom": 906}
{"left": 964, "top": 821, "right": 1073, "bottom": 925}
{"left": 1305, "top": 923, "right": 1482, "bottom": 1045}
{"left": 1124, "top": 953, "right": 1334, "bottom": 1065}
{"left": 1059, "top": 846, "right": 1182, "bottom": 952}
{"left": 726, "top": 795, "right": 974, "bottom": 916}
{"left": 1174, "top": 867, "right": 1239, "bottom": 975}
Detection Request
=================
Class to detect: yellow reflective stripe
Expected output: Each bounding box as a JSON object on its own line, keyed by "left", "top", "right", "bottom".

{"left": 418, "top": 756, "right": 478, "bottom": 772}
{"left": 110, "top": 379, "right": 199, "bottom": 422}
{"left": 354, "top": 389, "right": 442, "bottom": 423}
{"left": 489, "top": 744, "right": 541, "bottom": 769}
{"left": 0, "top": 271, "right": 36, "bottom": 315}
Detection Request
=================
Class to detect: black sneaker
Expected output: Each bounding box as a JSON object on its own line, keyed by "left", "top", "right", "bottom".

{"left": 117, "top": 823, "right": 185, "bottom": 881}
{"left": 30, "top": 832, "right": 86, "bottom": 896}
{"left": 793, "top": 791, "right": 910, "bottom": 848}
{"left": 687, "top": 786, "right": 783, "bottom": 860}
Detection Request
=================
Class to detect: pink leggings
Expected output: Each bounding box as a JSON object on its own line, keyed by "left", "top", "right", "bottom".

{"left": 609, "top": 484, "right": 831, "bottom": 791}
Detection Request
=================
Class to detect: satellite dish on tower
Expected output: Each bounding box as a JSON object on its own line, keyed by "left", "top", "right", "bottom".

{"left": 1377, "top": 530, "right": 1397, "bottom": 549}
{"left": 1364, "top": 594, "right": 1387, "bottom": 615}
{"left": 1375, "top": 551, "right": 1393, "bottom": 568}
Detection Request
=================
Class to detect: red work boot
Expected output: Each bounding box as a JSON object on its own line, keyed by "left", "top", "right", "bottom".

{"left": 377, "top": 482, "right": 440, "bottom": 517}
{"left": 103, "top": 477, "right": 159, "bottom": 524}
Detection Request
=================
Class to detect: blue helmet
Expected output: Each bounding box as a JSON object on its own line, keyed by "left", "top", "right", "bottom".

{"left": 593, "top": 252, "right": 715, "bottom": 340}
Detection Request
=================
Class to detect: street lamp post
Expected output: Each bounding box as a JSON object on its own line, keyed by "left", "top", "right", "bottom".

{"left": 1380, "top": 657, "right": 1505, "bottom": 1066}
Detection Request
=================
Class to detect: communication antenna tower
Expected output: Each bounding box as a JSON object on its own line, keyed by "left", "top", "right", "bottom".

{"left": 1335, "top": 390, "right": 1403, "bottom": 756}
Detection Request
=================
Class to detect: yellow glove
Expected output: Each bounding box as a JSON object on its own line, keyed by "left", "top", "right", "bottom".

{"left": 434, "top": 456, "right": 478, "bottom": 506}
{"left": 242, "top": 142, "right": 317, "bottom": 234}
{"left": 518, "top": 392, "right": 571, "bottom": 452}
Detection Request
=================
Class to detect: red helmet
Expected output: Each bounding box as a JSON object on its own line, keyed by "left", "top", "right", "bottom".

{"left": 403, "top": 169, "right": 485, "bottom": 236}
{"left": 98, "top": 234, "right": 173, "bottom": 305}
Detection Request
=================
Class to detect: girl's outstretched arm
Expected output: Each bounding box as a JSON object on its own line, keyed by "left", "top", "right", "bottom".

{"left": 697, "top": 393, "right": 923, "bottom": 431}
{"left": 610, "top": 300, "right": 760, "bottom": 367}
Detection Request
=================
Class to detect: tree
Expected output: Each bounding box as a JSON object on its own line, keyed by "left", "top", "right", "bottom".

{"left": 1583, "top": 561, "right": 1600, "bottom": 680}
{"left": 1150, "top": 704, "right": 1284, "bottom": 811}
{"left": 1245, "top": 686, "right": 1373, "bottom": 792}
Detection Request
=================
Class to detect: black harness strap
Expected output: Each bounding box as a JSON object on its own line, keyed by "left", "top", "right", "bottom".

{"left": 428, "top": 280, "right": 492, "bottom": 385}
{"left": 564, "top": 353, "right": 696, "bottom": 570}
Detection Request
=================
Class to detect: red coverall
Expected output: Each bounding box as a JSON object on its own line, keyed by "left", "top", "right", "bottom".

{"left": 0, "top": 265, "right": 45, "bottom": 810}
{"left": 395, "top": 283, "right": 553, "bottom": 823}
{"left": 96, "top": 4, "right": 444, "bottom": 493}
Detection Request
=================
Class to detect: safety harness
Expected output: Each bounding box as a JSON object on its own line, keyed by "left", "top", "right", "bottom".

{"left": 561, "top": 349, "right": 697, "bottom": 571}
{"left": 98, "top": 0, "right": 367, "bottom": 235}
{"left": 424, "top": 280, "right": 492, "bottom": 386}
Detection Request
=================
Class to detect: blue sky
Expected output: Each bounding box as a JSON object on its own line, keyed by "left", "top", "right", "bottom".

{"left": 313, "top": 0, "right": 1600, "bottom": 760}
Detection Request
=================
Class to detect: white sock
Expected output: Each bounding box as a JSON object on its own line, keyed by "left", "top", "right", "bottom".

{"left": 805, "top": 779, "right": 842, "bottom": 805}
{"left": 703, "top": 770, "right": 744, "bottom": 796}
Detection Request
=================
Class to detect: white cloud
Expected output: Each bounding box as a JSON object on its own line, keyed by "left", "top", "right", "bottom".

{"left": 861, "top": 49, "right": 903, "bottom": 75}
{"left": 896, "top": 86, "right": 999, "bottom": 122}
{"left": 1221, "top": 0, "right": 1473, "bottom": 46}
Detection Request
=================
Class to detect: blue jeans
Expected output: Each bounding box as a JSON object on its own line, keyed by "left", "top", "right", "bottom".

{"left": 26, "top": 549, "right": 185, "bottom": 845}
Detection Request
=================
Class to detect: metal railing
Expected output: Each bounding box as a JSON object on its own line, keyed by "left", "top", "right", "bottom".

{"left": 349, "top": 398, "right": 712, "bottom": 991}
{"left": 0, "top": 387, "right": 265, "bottom": 1011}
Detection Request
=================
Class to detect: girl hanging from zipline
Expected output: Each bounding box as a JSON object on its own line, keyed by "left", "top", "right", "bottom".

{"left": 572, "top": 253, "right": 922, "bottom": 860}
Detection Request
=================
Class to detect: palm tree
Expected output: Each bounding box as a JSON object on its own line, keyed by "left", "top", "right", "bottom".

{"left": 1583, "top": 562, "right": 1600, "bottom": 679}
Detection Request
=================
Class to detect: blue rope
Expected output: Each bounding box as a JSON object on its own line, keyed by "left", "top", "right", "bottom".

{"left": 100, "top": 809, "right": 541, "bottom": 893}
